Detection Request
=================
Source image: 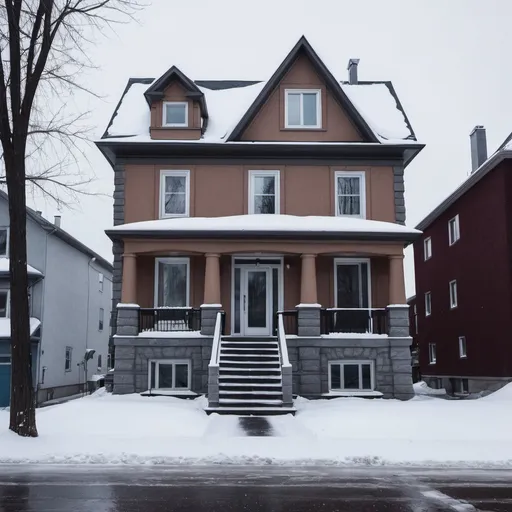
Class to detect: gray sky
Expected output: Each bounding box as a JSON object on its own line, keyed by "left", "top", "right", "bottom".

{"left": 29, "top": 0, "right": 512, "bottom": 297}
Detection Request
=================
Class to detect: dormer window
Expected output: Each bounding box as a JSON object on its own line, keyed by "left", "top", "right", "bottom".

{"left": 285, "top": 89, "right": 321, "bottom": 129}
{"left": 163, "top": 102, "right": 188, "bottom": 127}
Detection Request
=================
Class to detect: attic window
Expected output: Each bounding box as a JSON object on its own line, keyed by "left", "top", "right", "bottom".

{"left": 285, "top": 89, "right": 321, "bottom": 129}
{"left": 163, "top": 102, "right": 188, "bottom": 127}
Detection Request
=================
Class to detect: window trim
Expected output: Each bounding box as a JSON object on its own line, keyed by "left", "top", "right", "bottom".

{"left": 333, "top": 258, "right": 372, "bottom": 308}
{"left": 248, "top": 170, "right": 280, "bottom": 215}
{"left": 0, "top": 290, "right": 9, "bottom": 318}
{"left": 159, "top": 170, "right": 190, "bottom": 218}
{"left": 65, "top": 346, "right": 73, "bottom": 372}
{"left": 425, "top": 291, "right": 432, "bottom": 317}
{"left": 428, "top": 343, "right": 436, "bottom": 364}
{"left": 334, "top": 171, "right": 366, "bottom": 219}
{"left": 448, "top": 215, "right": 460, "bottom": 245}
{"left": 99, "top": 307, "right": 104, "bottom": 331}
{"left": 154, "top": 257, "right": 190, "bottom": 308}
{"left": 162, "top": 101, "right": 188, "bottom": 128}
{"left": 459, "top": 336, "right": 467, "bottom": 359}
{"left": 328, "top": 360, "right": 375, "bottom": 392}
{"left": 284, "top": 89, "right": 322, "bottom": 129}
{"left": 147, "top": 359, "right": 192, "bottom": 391}
{"left": 0, "top": 227, "right": 9, "bottom": 257}
{"left": 423, "top": 237, "right": 432, "bottom": 261}
{"left": 449, "top": 280, "right": 458, "bottom": 309}
{"left": 99, "top": 273, "right": 104, "bottom": 293}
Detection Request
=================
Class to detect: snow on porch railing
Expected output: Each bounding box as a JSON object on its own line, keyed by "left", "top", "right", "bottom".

{"left": 207, "top": 311, "right": 224, "bottom": 408}
{"left": 209, "top": 311, "right": 224, "bottom": 368}
{"left": 278, "top": 312, "right": 293, "bottom": 407}
{"left": 320, "top": 308, "right": 387, "bottom": 335}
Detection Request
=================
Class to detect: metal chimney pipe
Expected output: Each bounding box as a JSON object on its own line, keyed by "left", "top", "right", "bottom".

{"left": 347, "top": 58, "right": 360, "bottom": 85}
{"left": 54, "top": 215, "right": 61, "bottom": 228}
{"left": 470, "top": 126, "right": 488, "bottom": 173}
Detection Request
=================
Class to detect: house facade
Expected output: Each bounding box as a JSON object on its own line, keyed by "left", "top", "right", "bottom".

{"left": 98, "top": 37, "right": 423, "bottom": 413}
{"left": 413, "top": 126, "right": 512, "bottom": 395}
{"left": 0, "top": 193, "right": 113, "bottom": 407}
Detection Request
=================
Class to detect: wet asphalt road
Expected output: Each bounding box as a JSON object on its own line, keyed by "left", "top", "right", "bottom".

{"left": 0, "top": 465, "right": 512, "bottom": 511}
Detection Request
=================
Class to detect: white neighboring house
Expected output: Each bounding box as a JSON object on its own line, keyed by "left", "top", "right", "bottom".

{"left": 0, "top": 192, "right": 113, "bottom": 407}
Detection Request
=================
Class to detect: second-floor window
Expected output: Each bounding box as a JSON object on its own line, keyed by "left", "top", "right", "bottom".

{"left": 162, "top": 102, "right": 188, "bottom": 127}
{"left": 249, "top": 171, "right": 280, "bottom": 214}
{"left": 0, "top": 228, "right": 8, "bottom": 257}
{"left": 0, "top": 291, "right": 8, "bottom": 317}
{"left": 428, "top": 343, "right": 436, "bottom": 364}
{"left": 425, "top": 291, "right": 431, "bottom": 316}
{"left": 65, "top": 346, "right": 72, "bottom": 372}
{"left": 424, "top": 237, "right": 432, "bottom": 260}
{"left": 99, "top": 308, "right": 104, "bottom": 331}
{"left": 448, "top": 215, "right": 460, "bottom": 245}
{"left": 285, "top": 89, "right": 321, "bottom": 128}
{"left": 449, "top": 280, "right": 458, "bottom": 309}
{"left": 99, "top": 273, "right": 104, "bottom": 292}
{"left": 335, "top": 171, "right": 365, "bottom": 218}
{"left": 160, "top": 170, "right": 190, "bottom": 218}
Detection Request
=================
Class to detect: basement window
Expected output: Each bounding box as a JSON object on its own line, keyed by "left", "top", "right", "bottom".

{"left": 148, "top": 360, "right": 191, "bottom": 391}
{"left": 328, "top": 360, "right": 374, "bottom": 392}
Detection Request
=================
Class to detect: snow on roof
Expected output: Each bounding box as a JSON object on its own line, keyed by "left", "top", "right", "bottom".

{"left": 0, "top": 318, "right": 41, "bottom": 338}
{"left": 104, "top": 80, "right": 415, "bottom": 144}
{"left": 0, "top": 258, "right": 42, "bottom": 276}
{"left": 110, "top": 214, "right": 420, "bottom": 236}
{"left": 342, "top": 83, "right": 412, "bottom": 141}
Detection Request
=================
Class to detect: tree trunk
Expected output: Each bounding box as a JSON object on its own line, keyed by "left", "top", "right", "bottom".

{"left": 5, "top": 148, "right": 37, "bottom": 437}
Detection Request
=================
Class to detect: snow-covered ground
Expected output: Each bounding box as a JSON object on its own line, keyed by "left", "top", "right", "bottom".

{"left": 1, "top": 386, "right": 512, "bottom": 467}
{"left": 413, "top": 380, "right": 447, "bottom": 396}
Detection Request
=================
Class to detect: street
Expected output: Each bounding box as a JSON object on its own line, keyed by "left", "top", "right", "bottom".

{"left": 0, "top": 465, "right": 511, "bottom": 511}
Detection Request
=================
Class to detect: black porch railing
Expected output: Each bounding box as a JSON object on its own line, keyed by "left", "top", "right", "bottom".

{"left": 139, "top": 308, "right": 201, "bottom": 333}
{"left": 278, "top": 310, "right": 298, "bottom": 335}
{"left": 320, "top": 308, "right": 387, "bottom": 335}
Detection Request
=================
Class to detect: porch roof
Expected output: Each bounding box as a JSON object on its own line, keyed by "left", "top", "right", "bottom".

{"left": 107, "top": 214, "right": 420, "bottom": 243}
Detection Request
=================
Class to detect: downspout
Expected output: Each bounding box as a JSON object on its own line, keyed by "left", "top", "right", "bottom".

{"left": 85, "top": 257, "right": 96, "bottom": 385}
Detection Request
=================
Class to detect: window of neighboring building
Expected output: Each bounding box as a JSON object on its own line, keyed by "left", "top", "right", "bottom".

{"left": 65, "top": 346, "right": 72, "bottom": 372}
{"left": 148, "top": 359, "right": 191, "bottom": 390}
{"left": 448, "top": 215, "right": 460, "bottom": 245}
{"left": 425, "top": 292, "right": 431, "bottom": 316}
{"left": 160, "top": 170, "right": 190, "bottom": 218}
{"left": 97, "top": 354, "right": 102, "bottom": 371}
{"left": 0, "top": 228, "right": 8, "bottom": 257}
{"left": 99, "top": 273, "right": 104, "bottom": 292}
{"left": 162, "top": 102, "right": 188, "bottom": 127}
{"left": 335, "top": 171, "right": 366, "bottom": 218}
{"left": 0, "top": 291, "right": 8, "bottom": 318}
{"left": 459, "top": 336, "right": 467, "bottom": 358}
{"left": 285, "top": 89, "right": 321, "bottom": 128}
{"left": 428, "top": 343, "right": 436, "bottom": 364}
{"left": 449, "top": 280, "right": 458, "bottom": 309}
{"left": 99, "top": 308, "right": 104, "bottom": 331}
{"left": 155, "top": 258, "right": 189, "bottom": 307}
{"left": 329, "top": 361, "right": 374, "bottom": 392}
{"left": 424, "top": 237, "right": 432, "bottom": 260}
{"left": 431, "top": 377, "right": 443, "bottom": 389}
{"left": 452, "top": 378, "right": 468, "bottom": 394}
{"left": 248, "top": 170, "right": 280, "bottom": 214}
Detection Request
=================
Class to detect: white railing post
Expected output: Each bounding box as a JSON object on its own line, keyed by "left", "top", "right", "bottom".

{"left": 207, "top": 312, "right": 223, "bottom": 408}
{"left": 278, "top": 313, "right": 293, "bottom": 407}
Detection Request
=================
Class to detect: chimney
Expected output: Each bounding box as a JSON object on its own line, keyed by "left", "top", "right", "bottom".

{"left": 347, "top": 58, "right": 360, "bottom": 85}
{"left": 54, "top": 215, "right": 61, "bottom": 228}
{"left": 470, "top": 125, "right": 487, "bottom": 173}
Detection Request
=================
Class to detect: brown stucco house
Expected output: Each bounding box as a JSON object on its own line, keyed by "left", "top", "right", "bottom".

{"left": 97, "top": 36, "right": 424, "bottom": 414}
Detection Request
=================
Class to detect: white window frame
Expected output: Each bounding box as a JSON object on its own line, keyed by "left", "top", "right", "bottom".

{"left": 284, "top": 89, "right": 322, "bottom": 129}
{"left": 428, "top": 343, "right": 436, "bottom": 364}
{"left": 333, "top": 258, "right": 372, "bottom": 308}
{"left": 248, "top": 170, "right": 280, "bottom": 215}
{"left": 448, "top": 215, "right": 460, "bottom": 245}
{"left": 147, "top": 359, "right": 191, "bottom": 390}
{"left": 449, "top": 280, "right": 458, "bottom": 309}
{"left": 162, "top": 101, "right": 188, "bottom": 128}
{"left": 425, "top": 291, "right": 431, "bottom": 317}
{"left": 154, "top": 257, "right": 190, "bottom": 308}
{"left": 328, "top": 360, "right": 375, "bottom": 392}
{"left": 334, "top": 171, "right": 366, "bottom": 219}
{"left": 65, "top": 346, "right": 72, "bottom": 372}
{"left": 423, "top": 237, "right": 432, "bottom": 261}
{"left": 0, "top": 227, "right": 9, "bottom": 257}
{"left": 459, "top": 336, "right": 467, "bottom": 358}
{"left": 159, "top": 170, "right": 190, "bottom": 218}
{"left": 99, "top": 273, "right": 104, "bottom": 293}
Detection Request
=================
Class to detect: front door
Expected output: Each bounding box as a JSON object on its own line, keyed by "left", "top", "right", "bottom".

{"left": 242, "top": 268, "right": 272, "bottom": 336}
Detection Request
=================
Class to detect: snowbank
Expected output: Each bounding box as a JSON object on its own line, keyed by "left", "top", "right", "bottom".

{"left": 2, "top": 389, "right": 512, "bottom": 467}
{"left": 413, "top": 381, "right": 447, "bottom": 396}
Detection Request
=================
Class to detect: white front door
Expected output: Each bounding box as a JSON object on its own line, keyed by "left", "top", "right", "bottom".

{"left": 242, "top": 267, "right": 272, "bottom": 336}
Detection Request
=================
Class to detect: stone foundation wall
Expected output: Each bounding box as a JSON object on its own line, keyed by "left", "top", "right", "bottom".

{"left": 287, "top": 337, "right": 414, "bottom": 400}
{"left": 424, "top": 375, "right": 512, "bottom": 396}
{"left": 113, "top": 337, "right": 213, "bottom": 395}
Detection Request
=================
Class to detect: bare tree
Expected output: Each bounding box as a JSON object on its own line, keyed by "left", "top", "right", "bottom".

{"left": 0, "top": 0, "right": 142, "bottom": 437}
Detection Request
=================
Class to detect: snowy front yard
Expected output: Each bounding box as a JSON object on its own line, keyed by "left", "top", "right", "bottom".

{"left": 1, "top": 387, "right": 512, "bottom": 466}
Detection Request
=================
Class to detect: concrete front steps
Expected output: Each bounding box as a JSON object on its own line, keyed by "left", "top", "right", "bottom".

{"left": 205, "top": 337, "right": 296, "bottom": 416}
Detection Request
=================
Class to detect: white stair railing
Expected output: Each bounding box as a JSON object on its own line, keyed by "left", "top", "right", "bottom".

{"left": 277, "top": 313, "right": 293, "bottom": 407}
{"left": 207, "top": 312, "right": 223, "bottom": 407}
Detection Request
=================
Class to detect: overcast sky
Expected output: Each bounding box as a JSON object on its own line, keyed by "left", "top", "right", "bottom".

{"left": 29, "top": 0, "right": 512, "bottom": 296}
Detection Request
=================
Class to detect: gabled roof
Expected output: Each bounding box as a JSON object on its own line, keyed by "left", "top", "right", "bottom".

{"left": 227, "top": 36, "right": 378, "bottom": 142}
{"left": 415, "top": 131, "right": 512, "bottom": 231}
{"left": 144, "top": 65, "right": 209, "bottom": 127}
